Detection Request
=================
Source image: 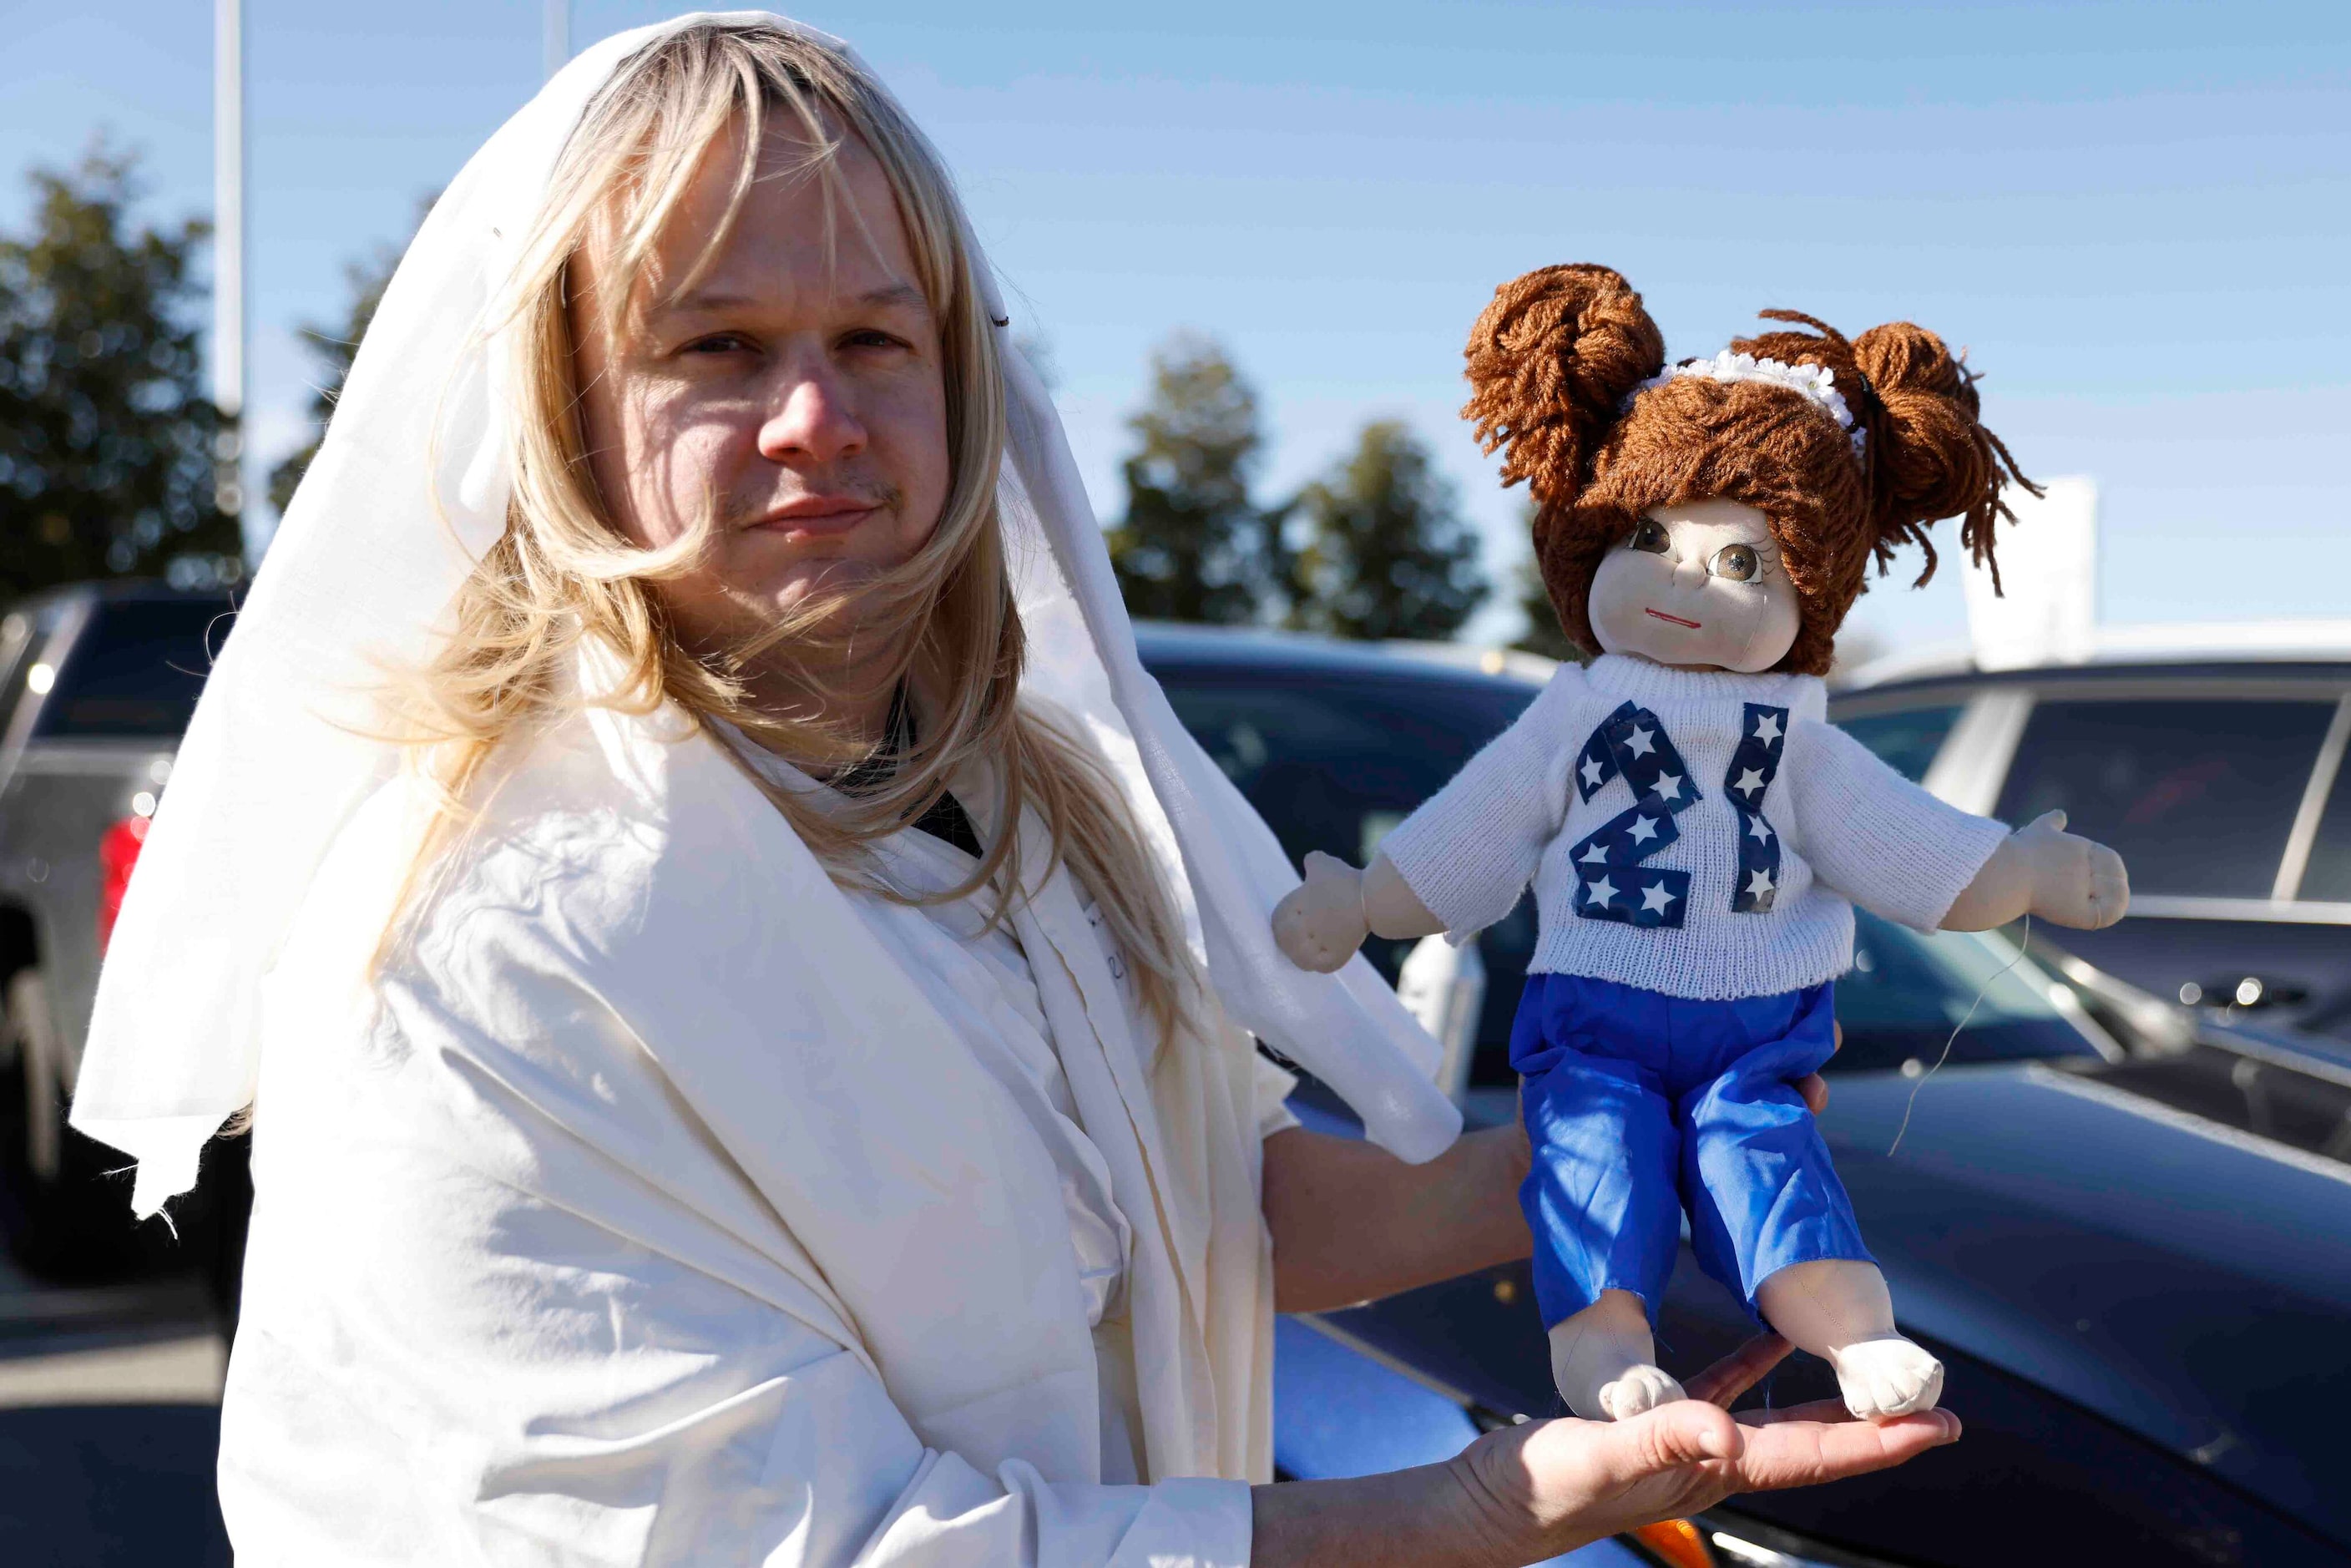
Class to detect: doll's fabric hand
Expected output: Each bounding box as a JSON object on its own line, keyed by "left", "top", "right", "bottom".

{"left": 2015, "top": 810, "right": 2131, "bottom": 930}
{"left": 1273, "top": 851, "right": 1372, "bottom": 973}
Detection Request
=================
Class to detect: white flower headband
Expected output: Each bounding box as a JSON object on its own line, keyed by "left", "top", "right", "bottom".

{"left": 1629, "top": 350, "right": 1869, "bottom": 463}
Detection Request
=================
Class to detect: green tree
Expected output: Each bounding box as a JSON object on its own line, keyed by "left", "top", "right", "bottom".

{"left": 1107, "top": 334, "right": 1285, "bottom": 625}
{"left": 268, "top": 210, "right": 421, "bottom": 517}
{"left": 0, "top": 149, "right": 241, "bottom": 599}
{"left": 1287, "top": 420, "right": 1489, "bottom": 642}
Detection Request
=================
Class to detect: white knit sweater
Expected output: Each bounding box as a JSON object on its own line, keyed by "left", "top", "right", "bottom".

{"left": 1379, "top": 654, "right": 2010, "bottom": 1001}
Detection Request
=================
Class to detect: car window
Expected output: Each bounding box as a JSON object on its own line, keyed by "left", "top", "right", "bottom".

{"left": 33, "top": 597, "right": 237, "bottom": 739}
{"left": 2295, "top": 749, "right": 2351, "bottom": 904}
{"left": 1995, "top": 698, "right": 2337, "bottom": 899}
{"left": 1838, "top": 705, "right": 1963, "bottom": 784}
{"left": 1830, "top": 911, "right": 2102, "bottom": 1073}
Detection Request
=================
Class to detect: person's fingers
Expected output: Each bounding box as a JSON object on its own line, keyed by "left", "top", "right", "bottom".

{"left": 1797, "top": 1073, "right": 1829, "bottom": 1115}
{"left": 2028, "top": 809, "right": 2067, "bottom": 835}
{"left": 1526, "top": 1399, "right": 1745, "bottom": 1500}
{"left": 1731, "top": 1409, "right": 1959, "bottom": 1493}
{"left": 1681, "top": 1333, "right": 1792, "bottom": 1409}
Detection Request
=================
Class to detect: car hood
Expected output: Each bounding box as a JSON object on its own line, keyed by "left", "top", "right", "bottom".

{"left": 1823, "top": 1059, "right": 2351, "bottom": 1540}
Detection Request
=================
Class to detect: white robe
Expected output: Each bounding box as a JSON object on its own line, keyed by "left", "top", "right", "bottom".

{"left": 216, "top": 698, "right": 1287, "bottom": 1565}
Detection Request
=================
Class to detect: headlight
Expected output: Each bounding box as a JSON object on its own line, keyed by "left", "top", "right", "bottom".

{"left": 1627, "top": 1510, "right": 1895, "bottom": 1568}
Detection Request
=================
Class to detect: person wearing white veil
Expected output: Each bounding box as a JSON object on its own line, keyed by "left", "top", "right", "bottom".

{"left": 69, "top": 15, "right": 1955, "bottom": 1564}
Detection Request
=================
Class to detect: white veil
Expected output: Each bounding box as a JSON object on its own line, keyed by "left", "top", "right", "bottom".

{"left": 69, "top": 12, "right": 1461, "bottom": 1219}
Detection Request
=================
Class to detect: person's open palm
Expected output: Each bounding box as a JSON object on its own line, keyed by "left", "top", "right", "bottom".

{"left": 1448, "top": 1335, "right": 1959, "bottom": 1559}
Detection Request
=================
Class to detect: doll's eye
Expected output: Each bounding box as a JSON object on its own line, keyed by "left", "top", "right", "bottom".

{"left": 1711, "top": 544, "right": 1761, "bottom": 582}
{"left": 1630, "top": 518, "right": 1671, "bottom": 554}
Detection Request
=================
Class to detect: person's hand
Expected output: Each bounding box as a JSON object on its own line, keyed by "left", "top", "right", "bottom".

{"left": 1272, "top": 851, "right": 1371, "bottom": 972}
{"left": 2014, "top": 810, "right": 2130, "bottom": 930}
{"left": 1794, "top": 1022, "right": 1839, "bottom": 1116}
{"left": 1441, "top": 1333, "right": 1959, "bottom": 1562}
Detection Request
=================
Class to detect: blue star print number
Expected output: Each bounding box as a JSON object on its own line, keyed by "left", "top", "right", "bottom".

{"left": 1725, "top": 704, "right": 1787, "bottom": 913}
{"left": 1571, "top": 701, "right": 1703, "bottom": 929}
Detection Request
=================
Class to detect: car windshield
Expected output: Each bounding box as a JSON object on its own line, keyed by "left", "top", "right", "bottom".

{"left": 1152, "top": 653, "right": 2109, "bottom": 1082}
{"left": 1829, "top": 910, "right": 2105, "bottom": 1074}
{"left": 33, "top": 595, "right": 236, "bottom": 739}
{"left": 1152, "top": 660, "right": 1543, "bottom": 1079}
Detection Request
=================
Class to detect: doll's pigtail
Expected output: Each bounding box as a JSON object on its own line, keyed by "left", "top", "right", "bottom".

{"left": 1462, "top": 264, "right": 1664, "bottom": 503}
{"left": 1850, "top": 321, "right": 2040, "bottom": 594}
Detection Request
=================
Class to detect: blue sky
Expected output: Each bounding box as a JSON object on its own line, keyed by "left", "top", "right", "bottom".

{"left": 3, "top": 1, "right": 2345, "bottom": 653}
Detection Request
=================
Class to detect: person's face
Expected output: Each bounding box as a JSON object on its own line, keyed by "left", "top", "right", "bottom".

{"left": 1587, "top": 497, "right": 1803, "bottom": 672}
{"left": 572, "top": 120, "right": 951, "bottom": 662}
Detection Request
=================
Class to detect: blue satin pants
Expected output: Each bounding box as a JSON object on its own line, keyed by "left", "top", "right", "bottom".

{"left": 1512, "top": 973, "right": 1870, "bottom": 1329}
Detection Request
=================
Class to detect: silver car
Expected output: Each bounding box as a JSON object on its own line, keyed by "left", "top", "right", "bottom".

{"left": 0, "top": 581, "right": 235, "bottom": 1267}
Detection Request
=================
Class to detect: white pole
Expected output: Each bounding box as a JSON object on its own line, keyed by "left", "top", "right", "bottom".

{"left": 212, "top": 0, "right": 245, "bottom": 519}
{"left": 543, "top": 0, "right": 570, "bottom": 82}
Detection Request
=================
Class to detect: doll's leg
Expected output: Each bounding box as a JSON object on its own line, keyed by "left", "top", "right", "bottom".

{"left": 1520, "top": 1050, "right": 1684, "bottom": 1420}
{"left": 1680, "top": 986, "right": 1942, "bottom": 1419}
{"left": 1752, "top": 1259, "right": 1944, "bottom": 1419}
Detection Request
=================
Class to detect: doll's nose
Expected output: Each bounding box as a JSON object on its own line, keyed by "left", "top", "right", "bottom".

{"left": 1670, "top": 553, "right": 1707, "bottom": 589}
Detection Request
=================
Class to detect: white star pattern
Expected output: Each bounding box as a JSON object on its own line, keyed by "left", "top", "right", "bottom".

{"left": 1752, "top": 712, "right": 1782, "bottom": 744}
{"left": 1747, "top": 815, "right": 1772, "bottom": 843}
{"left": 1656, "top": 769, "right": 1684, "bottom": 799}
{"left": 1580, "top": 755, "right": 1606, "bottom": 790}
{"left": 1580, "top": 842, "right": 1609, "bottom": 865}
{"left": 1622, "top": 726, "right": 1657, "bottom": 758}
{"left": 1626, "top": 814, "right": 1660, "bottom": 844}
{"left": 1586, "top": 875, "right": 1619, "bottom": 905}
{"left": 1747, "top": 868, "right": 1775, "bottom": 899}
{"left": 1640, "top": 883, "right": 1675, "bottom": 914}
{"left": 1734, "top": 766, "right": 1767, "bottom": 797}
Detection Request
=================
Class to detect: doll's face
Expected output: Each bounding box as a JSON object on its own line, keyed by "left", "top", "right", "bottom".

{"left": 1587, "top": 498, "right": 1803, "bottom": 673}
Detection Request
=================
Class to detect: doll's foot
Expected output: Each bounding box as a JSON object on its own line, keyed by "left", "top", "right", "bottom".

{"left": 1828, "top": 1336, "right": 1944, "bottom": 1419}
{"left": 1596, "top": 1363, "right": 1687, "bottom": 1421}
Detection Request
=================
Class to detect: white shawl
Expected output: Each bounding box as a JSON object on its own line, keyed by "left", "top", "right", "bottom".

{"left": 217, "top": 700, "right": 1272, "bottom": 1560}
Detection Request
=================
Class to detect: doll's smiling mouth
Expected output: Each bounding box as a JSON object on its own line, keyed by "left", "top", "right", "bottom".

{"left": 1644, "top": 608, "right": 1702, "bottom": 630}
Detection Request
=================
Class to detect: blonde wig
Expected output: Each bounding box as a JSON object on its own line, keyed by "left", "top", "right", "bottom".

{"left": 397, "top": 20, "right": 1194, "bottom": 1042}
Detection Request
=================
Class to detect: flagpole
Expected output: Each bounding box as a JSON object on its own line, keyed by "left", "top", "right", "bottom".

{"left": 544, "top": 0, "right": 570, "bottom": 82}
{"left": 212, "top": 0, "right": 246, "bottom": 522}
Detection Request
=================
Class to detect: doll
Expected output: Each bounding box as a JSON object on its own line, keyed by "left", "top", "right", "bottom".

{"left": 1273, "top": 264, "right": 2129, "bottom": 1424}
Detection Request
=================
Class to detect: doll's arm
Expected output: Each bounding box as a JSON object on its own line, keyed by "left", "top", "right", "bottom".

{"left": 1273, "top": 666, "right": 1587, "bottom": 973}
{"left": 1939, "top": 809, "right": 2129, "bottom": 931}
{"left": 1274, "top": 852, "right": 1447, "bottom": 973}
{"left": 1787, "top": 720, "right": 2127, "bottom": 933}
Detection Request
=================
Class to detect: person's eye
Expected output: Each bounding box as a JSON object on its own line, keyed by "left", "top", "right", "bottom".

{"left": 680, "top": 332, "right": 753, "bottom": 357}
{"left": 841, "top": 327, "right": 908, "bottom": 352}
{"left": 1630, "top": 518, "right": 1671, "bottom": 554}
{"left": 1711, "top": 543, "right": 1762, "bottom": 583}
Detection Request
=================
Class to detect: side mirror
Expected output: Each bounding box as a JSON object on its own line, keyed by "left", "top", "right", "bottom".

{"left": 1396, "top": 933, "right": 1486, "bottom": 1105}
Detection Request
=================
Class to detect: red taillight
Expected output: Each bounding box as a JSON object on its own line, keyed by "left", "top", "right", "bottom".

{"left": 98, "top": 814, "right": 151, "bottom": 952}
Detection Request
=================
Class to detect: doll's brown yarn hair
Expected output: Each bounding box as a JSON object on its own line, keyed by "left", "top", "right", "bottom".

{"left": 1464, "top": 264, "right": 2038, "bottom": 676}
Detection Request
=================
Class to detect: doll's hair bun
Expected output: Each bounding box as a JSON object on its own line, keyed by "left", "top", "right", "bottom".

{"left": 1734, "top": 311, "right": 2038, "bottom": 593}
{"left": 1462, "top": 264, "right": 1665, "bottom": 503}
{"left": 1851, "top": 321, "right": 2035, "bottom": 590}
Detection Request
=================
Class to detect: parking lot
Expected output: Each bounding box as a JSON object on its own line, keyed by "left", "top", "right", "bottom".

{"left": 0, "top": 1255, "right": 230, "bottom": 1565}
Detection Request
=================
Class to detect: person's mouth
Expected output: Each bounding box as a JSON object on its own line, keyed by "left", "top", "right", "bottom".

{"left": 746, "top": 495, "right": 885, "bottom": 540}
{"left": 1644, "top": 607, "right": 1701, "bottom": 630}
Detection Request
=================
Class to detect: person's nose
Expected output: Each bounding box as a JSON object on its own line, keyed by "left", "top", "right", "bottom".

{"left": 756, "top": 357, "right": 867, "bottom": 466}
